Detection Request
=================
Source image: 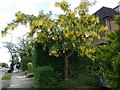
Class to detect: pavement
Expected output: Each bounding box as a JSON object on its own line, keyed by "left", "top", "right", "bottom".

{"left": 8, "top": 70, "right": 34, "bottom": 89}
{"left": 0, "top": 69, "right": 2, "bottom": 89}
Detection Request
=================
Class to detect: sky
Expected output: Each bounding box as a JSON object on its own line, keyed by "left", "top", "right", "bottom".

{"left": 0, "top": 0, "right": 120, "bottom": 65}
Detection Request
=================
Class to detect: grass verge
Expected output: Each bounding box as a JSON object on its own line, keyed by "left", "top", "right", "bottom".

{"left": 2, "top": 73, "right": 12, "bottom": 80}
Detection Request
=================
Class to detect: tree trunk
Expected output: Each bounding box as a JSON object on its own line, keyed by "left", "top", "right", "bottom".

{"left": 64, "top": 54, "right": 68, "bottom": 80}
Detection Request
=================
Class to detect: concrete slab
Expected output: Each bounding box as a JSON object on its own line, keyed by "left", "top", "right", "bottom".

{"left": 2, "top": 80, "right": 10, "bottom": 88}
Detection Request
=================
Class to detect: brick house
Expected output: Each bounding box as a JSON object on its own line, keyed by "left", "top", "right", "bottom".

{"left": 93, "top": 6, "right": 119, "bottom": 45}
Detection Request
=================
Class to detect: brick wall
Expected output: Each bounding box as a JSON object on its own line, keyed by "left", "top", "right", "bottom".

{"left": 92, "top": 18, "right": 119, "bottom": 45}
{"left": 105, "top": 19, "right": 119, "bottom": 31}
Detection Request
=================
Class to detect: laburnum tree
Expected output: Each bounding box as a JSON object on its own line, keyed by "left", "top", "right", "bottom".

{"left": 1, "top": 0, "right": 107, "bottom": 80}
{"left": 96, "top": 15, "right": 120, "bottom": 89}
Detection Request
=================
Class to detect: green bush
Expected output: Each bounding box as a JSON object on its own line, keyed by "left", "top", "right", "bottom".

{"left": 33, "top": 44, "right": 100, "bottom": 88}
{"left": 0, "top": 63, "right": 8, "bottom": 68}
{"left": 27, "top": 62, "right": 33, "bottom": 73}
{"left": 20, "top": 56, "right": 32, "bottom": 71}
{"left": 56, "top": 57, "right": 100, "bottom": 88}
{"left": 34, "top": 66, "right": 61, "bottom": 88}
{"left": 95, "top": 27, "right": 120, "bottom": 89}
{"left": 56, "top": 79, "right": 80, "bottom": 88}
{"left": 33, "top": 44, "right": 64, "bottom": 70}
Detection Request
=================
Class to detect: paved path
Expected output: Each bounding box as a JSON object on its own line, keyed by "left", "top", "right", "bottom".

{"left": 0, "top": 69, "right": 2, "bottom": 89}
{"left": 8, "top": 71, "right": 34, "bottom": 88}
{"left": 0, "top": 69, "right": 3, "bottom": 79}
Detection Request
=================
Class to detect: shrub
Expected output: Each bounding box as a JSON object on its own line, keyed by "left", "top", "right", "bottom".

{"left": 95, "top": 27, "right": 120, "bottom": 89}
{"left": 33, "top": 44, "right": 100, "bottom": 88}
{"left": 34, "top": 66, "right": 61, "bottom": 88}
{"left": 20, "top": 56, "right": 32, "bottom": 71}
{"left": 32, "top": 44, "right": 64, "bottom": 72}
{"left": 0, "top": 63, "right": 8, "bottom": 68}
{"left": 27, "top": 62, "right": 33, "bottom": 73}
{"left": 56, "top": 79, "right": 80, "bottom": 88}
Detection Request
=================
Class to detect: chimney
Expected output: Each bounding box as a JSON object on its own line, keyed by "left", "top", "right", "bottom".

{"left": 114, "top": 1, "right": 120, "bottom": 12}
{"left": 118, "top": 1, "right": 120, "bottom": 12}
